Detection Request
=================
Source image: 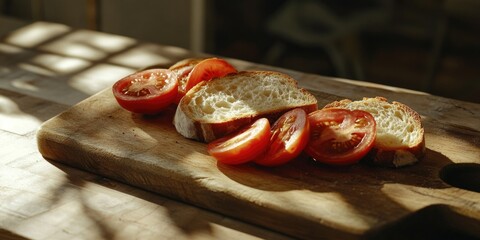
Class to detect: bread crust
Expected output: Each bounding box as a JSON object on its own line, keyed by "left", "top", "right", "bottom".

{"left": 324, "top": 97, "right": 425, "bottom": 167}
{"left": 174, "top": 71, "right": 318, "bottom": 142}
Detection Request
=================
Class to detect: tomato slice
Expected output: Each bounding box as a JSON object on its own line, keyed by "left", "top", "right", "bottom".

{"left": 207, "top": 118, "right": 271, "bottom": 165}
{"left": 255, "top": 108, "right": 310, "bottom": 166}
{"left": 181, "top": 58, "right": 237, "bottom": 99}
{"left": 112, "top": 69, "right": 178, "bottom": 114}
{"left": 305, "top": 109, "right": 376, "bottom": 166}
{"left": 169, "top": 58, "right": 204, "bottom": 104}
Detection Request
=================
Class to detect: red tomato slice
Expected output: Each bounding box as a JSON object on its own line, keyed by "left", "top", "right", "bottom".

{"left": 169, "top": 58, "right": 204, "bottom": 104}
{"left": 180, "top": 58, "right": 237, "bottom": 100}
{"left": 207, "top": 118, "right": 271, "bottom": 165}
{"left": 255, "top": 108, "right": 310, "bottom": 166}
{"left": 305, "top": 109, "right": 376, "bottom": 166}
{"left": 172, "top": 65, "right": 195, "bottom": 104}
{"left": 112, "top": 69, "right": 178, "bottom": 114}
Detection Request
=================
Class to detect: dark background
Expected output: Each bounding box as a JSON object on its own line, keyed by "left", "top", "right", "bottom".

{"left": 208, "top": 0, "right": 480, "bottom": 103}
{"left": 2, "top": 0, "right": 479, "bottom": 103}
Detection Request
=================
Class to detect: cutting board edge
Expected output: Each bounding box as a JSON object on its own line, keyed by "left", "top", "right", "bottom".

{"left": 34, "top": 87, "right": 480, "bottom": 240}
{"left": 36, "top": 123, "right": 363, "bottom": 240}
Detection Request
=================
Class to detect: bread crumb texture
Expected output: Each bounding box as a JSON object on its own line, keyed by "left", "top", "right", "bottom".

{"left": 185, "top": 72, "right": 314, "bottom": 122}
{"left": 339, "top": 98, "right": 422, "bottom": 148}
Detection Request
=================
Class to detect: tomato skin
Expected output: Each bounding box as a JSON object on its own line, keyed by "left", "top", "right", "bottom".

{"left": 255, "top": 108, "right": 310, "bottom": 166}
{"left": 172, "top": 64, "right": 195, "bottom": 104}
{"left": 169, "top": 58, "right": 204, "bottom": 104}
{"left": 112, "top": 69, "right": 178, "bottom": 114}
{"left": 170, "top": 58, "right": 236, "bottom": 104}
{"left": 181, "top": 58, "right": 237, "bottom": 99}
{"left": 207, "top": 118, "right": 271, "bottom": 165}
{"left": 305, "top": 109, "right": 376, "bottom": 166}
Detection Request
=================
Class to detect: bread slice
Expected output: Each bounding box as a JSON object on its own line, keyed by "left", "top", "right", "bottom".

{"left": 174, "top": 71, "right": 318, "bottom": 142}
{"left": 324, "top": 97, "right": 425, "bottom": 167}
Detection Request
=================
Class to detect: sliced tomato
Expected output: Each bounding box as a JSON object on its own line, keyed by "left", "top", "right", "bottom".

{"left": 180, "top": 58, "right": 237, "bottom": 100}
{"left": 255, "top": 108, "right": 310, "bottom": 166}
{"left": 112, "top": 69, "right": 178, "bottom": 114}
{"left": 305, "top": 109, "right": 376, "bottom": 166}
{"left": 207, "top": 118, "right": 271, "bottom": 165}
{"left": 169, "top": 58, "right": 204, "bottom": 104}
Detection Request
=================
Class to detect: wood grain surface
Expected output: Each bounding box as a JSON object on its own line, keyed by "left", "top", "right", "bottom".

{"left": 1, "top": 21, "right": 295, "bottom": 240}
{"left": 3, "top": 20, "right": 480, "bottom": 240}
{"left": 0, "top": 89, "right": 290, "bottom": 240}
{"left": 37, "top": 81, "right": 480, "bottom": 239}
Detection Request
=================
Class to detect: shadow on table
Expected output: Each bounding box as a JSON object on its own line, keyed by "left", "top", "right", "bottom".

{"left": 0, "top": 228, "right": 30, "bottom": 240}
{"left": 217, "top": 148, "right": 480, "bottom": 240}
{"left": 43, "top": 159, "right": 291, "bottom": 240}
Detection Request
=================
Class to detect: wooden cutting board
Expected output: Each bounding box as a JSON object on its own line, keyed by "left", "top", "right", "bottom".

{"left": 37, "top": 88, "right": 480, "bottom": 240}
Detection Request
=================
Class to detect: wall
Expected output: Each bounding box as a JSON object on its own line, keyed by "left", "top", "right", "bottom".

{"left": 1, "top": 0, "right": 195, "bottom": 50}
{"left": 100, "top": 0, "right": 192, "bottom": 49}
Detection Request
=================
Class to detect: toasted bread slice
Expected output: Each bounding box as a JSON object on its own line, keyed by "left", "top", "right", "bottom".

{"left": 324, "top": 97, "right": 425, "bottom": 167}
{"left": 174, "top": 71, "right": 318, "bottom": 142}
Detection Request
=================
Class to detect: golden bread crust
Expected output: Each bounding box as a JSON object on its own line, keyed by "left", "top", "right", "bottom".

{"left": 174, "top": 71, "right": 318, "bottom": 142}
{"left": 323, "top": 97, "right": 425, "bottom": 167}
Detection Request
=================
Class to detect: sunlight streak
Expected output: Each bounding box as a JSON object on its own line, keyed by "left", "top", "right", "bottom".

{"left": 45, "top": 41, "right": 107, "bottom": 61}
{"left": 4, "top": 22, "right": 70, "bottom": 48}
{"left": 0, "top": 43, "right": 24, "bottom": 54}
{"left": 0, "top": 95, "right": 41, "bottom": 134}
{"left": 40, "top": 30, "right": 137, "bottom": 61}
{"left": 381, "top": 183, "right": 480, "bottom": 211}
{"left": 158, "top": 45, "right": 191, "bottom": 57}
{"left": 17, "top": 63, "right": 55, "bottom": 77}
{"left": 68, "top": 64, "right": 135, "bottom": 95}
{"left": 109, "top": 43, "right": 173, "bottom": 69}
{"left": 84, "top": 31, "right": 137, "bottom": 52}
{"left": 280, "top": 190, "right": 372, "bottom": 232}
{"left": 10, "top": 73, "right": 41, "bottom": 91}
{"left": 29, "top": 54, "right": 91, "bottom": 75}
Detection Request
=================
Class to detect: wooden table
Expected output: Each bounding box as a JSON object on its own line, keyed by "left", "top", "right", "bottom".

{"left": 1, "top": 21, "right": 479, "bottom": 240}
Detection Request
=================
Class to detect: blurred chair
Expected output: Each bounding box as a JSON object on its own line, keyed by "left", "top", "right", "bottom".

{"left": 423, "top": 0, "right": 480, "bottom": 92}
{"left": 384, "top": 0, "right": 450, "bottom": 92}
{"left": 264, "top": 0, "right": 393, "bottom": 79}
